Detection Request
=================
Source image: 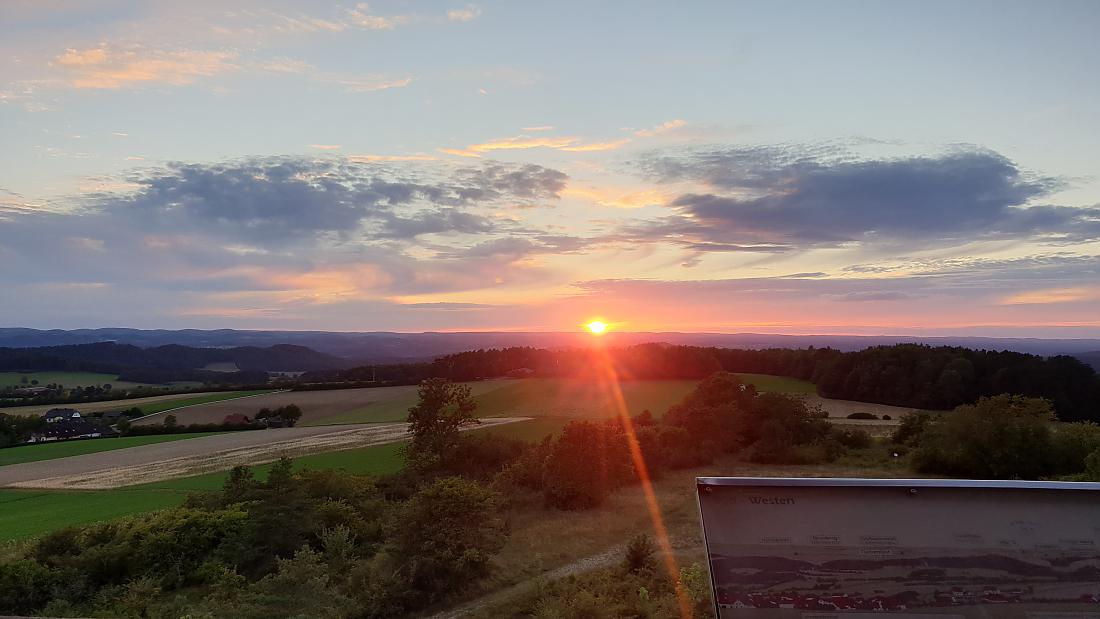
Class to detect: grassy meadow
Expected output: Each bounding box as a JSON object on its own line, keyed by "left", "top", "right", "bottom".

{"left": 303, "top": 373, "right": 813, "bottom": 427}
{"left": 0, "top": 371, "right": 158, "bottom": 390}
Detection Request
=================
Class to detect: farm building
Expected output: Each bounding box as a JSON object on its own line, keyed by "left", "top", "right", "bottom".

{"left": 28, "top": 408, "right": 118, "bottom": 443}
{"left": 43, "top": 408, "right": 83, "bottom": 423}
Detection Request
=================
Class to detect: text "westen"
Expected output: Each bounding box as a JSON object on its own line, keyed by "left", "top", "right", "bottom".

{"left": 749, "top": 496, "right": 796, "bottom": 505}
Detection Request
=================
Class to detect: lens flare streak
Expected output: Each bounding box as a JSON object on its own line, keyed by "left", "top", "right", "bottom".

{"left": 589, "top": 341, "right": 693, "bottom": 618}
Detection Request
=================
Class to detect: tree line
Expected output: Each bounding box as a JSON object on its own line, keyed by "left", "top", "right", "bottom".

{"left": 307, "top": 343, "right": 1100, "bottom": 422}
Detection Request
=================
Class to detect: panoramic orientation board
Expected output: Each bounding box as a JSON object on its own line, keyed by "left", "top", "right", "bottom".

{"left": 697, "top": 478, "right": 1100, "bottom": 618}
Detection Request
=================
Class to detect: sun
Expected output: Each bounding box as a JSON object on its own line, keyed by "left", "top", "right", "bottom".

{"left": 586, "top": 320, "right": 608, "bottom": 335}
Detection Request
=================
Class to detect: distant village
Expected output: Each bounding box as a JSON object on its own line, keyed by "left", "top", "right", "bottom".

{"left": 14, "top": 405, "right": 300, "bottom": 446}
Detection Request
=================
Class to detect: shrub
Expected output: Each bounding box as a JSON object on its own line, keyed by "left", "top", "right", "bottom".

{"left": 543, "top": 421, "right": 633, "bottom": 509}
{"left": 437, "top": 433, "right": 527, "bottom": 480}
{"left": 830, "top": 427, "right": 873, "bottom": 449}
{"left": 891, "top": 411, "right": 934, "bottom": 446}
{"left": 623, "top": 534, "right": 656, "bottom": 574}
{"left": 1051, "top": 422, "right": 1100, "bottom": 475}
{"left": 846, "top": 412, "right": 878, "bottom": 420}
{"left": 912, "top": 395, "right": 1055, "bottom": 479}
{"left": 0, "top": 560, "right": 55, "bottom": 615}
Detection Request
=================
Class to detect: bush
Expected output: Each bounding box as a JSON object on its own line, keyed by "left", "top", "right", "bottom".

{"left": 830, "top": 426, "right": 873, "bottom": 449}
{"left": 891, "top": 411, "right": 934, "bottom": 446}
{"left": 846, "top": 412, "right": 878, "bottom": 420}
{"left": 912, "top": 395, "right": 1056, "bottom": 479}
{"left": 1051, "top": 422, "right": 1100, "bottom": 475}
{"left": 0, "top": 560, "right": 55, "bottom": 614}
{"left": 437, "top": 433, "right": 527, "bottom": 480}
{"left": 1086, "top": 449, "right": 1100, "bottom": 481}
{"left": 543, "top": 421, "right": 633, "bottom": 509}
{"left": 622, "top": 534, "right": 656, "bottom": 574}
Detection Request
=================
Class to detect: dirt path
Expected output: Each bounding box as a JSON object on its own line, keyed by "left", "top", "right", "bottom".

{"left": 1, "top": 418, "right": 528, "bottom": 490}
{"left": 428, "top": 545, "right": 626, "bottom": 619}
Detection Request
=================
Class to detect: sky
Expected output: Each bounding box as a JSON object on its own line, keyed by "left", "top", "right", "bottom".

{"left": 1, "top": 0, "right": 1099, "bottom": 336}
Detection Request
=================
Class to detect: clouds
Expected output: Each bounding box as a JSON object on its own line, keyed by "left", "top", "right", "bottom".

{"left": 0, "top": 155, "right": 584, "bottom": 324}
{"left": 630, "top": 146, "right": 1100, "bottom": 251}
{"left": 71, "top": 158, "right": 566, "bottom": 245}
{"left": 55, "top": 47, "right": 238, "bottom": 89}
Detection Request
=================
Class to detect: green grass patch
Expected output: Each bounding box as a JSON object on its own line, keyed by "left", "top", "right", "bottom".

{"left": 0, "top": 371, "right": 155, "bottom": 390}
{"left": 471, "top": 418, "right": 572, "bottom": 443}
{"left": 0, "top": 433, "right": 224, "bottom": 467}
{"left": 0, "top": 441, "right": 408, "bottom": 542}
{"left": 140, "top": 441, "right": 408, "bottom": 492}
{"left": 0, "top": 489, "right": 187, "bottom": 542}
{"left": 735, "top": 373, "right": 816, "bottom": 394}
{"left": 308, "top": 381, "right": 511, "bottom": 426}
{"left": 470, "top": 378, "right": 700, "bottom": 420}
{"left": 136, "top": 390, "right": 277, "bottom": 415}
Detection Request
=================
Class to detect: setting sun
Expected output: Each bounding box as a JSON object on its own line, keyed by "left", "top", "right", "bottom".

{"left": 586, "top": 320, "right": 608, "bottom": 334}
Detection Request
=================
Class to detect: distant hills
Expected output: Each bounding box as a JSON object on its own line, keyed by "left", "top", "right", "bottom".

{"left": 0, "top": 328, "right": 1098, "bottom": 367}
{"left": 0, "top": 342, "right": 351, "bottom": 383}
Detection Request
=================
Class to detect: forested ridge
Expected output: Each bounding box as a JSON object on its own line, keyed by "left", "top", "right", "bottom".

{"left": 308, "top": 343, "right": 1100, "bottom": 422}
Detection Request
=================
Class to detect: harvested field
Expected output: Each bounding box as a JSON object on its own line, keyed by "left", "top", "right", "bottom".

{"left": 805, "top": 394, "right": 917, "bottom": 422}
{"left": 0, "top": 390, "right": 276, "bottom": 418}
{"left": 135, "top": 381, "right": 512, "bottom": 426}
{"left": 1, "top": 418, "right": 527, "bottom": 490}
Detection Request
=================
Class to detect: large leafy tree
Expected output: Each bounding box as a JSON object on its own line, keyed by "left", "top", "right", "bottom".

{"left": 405, "top": 378, "right": 478, "bottom": 468}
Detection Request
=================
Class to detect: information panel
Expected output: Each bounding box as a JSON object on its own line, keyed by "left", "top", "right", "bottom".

{"left": 697, "top": 478, "right": 1100, "bottom": 618}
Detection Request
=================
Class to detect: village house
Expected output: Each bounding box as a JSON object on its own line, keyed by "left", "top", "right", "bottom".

{"left": 29, "top": 408, "right": 117, "bottom": 443}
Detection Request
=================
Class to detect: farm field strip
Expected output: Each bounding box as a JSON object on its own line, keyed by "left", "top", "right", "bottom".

{"left": 134, "top": 389, "right": 285, "bottom": 419}
{"left": 0, "top": 432, "right": 225, "bottom": 467}
{"left": 0, "top": 389, "right": 277, "bottom": 418}
{"left": 803, "top": 394, "right": 914, "bottom": 421}
{"left": 0, "top": 441, "right": 411, "bottom": 542}
{"left": 2, "top": 418, "right": 529, "bottom": 490}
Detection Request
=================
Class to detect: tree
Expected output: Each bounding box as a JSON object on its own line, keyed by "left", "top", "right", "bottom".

{"left": 913, "top": 395, "right": 1056, "bottom": 479}
{"left": 543, "top": 420, "right": 633, "bottom": 509}
{"left": 164, "top": 414, "right": 178, "bottom": 428}
{"left": 368, "top": 477, "right": 506, "bottom": 611}
{"left": 405, "top": 379, "right": 478, "bottom": 468}
{"left": 278, "top": 404, "right": 302, "bottom": 426}
{"left": 622, "top": 534, "right": 656, "bottom": 574}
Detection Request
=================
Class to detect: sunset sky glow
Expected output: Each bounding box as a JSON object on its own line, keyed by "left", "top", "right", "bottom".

{"left": 2, "top": 1, "right": 1099, "bottom": 336}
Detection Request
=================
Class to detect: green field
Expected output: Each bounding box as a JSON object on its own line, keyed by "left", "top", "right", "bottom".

{"left": 307, "top": 381, "right": 512, "bottom": 426}
{"left": 0, "top": 371, "right": 158, "bottom": 390}
{"left": 470, "top": 378, "right": 699, "bottom": 420}
{"left": 307, "top": 374, "right": 813, "bottom": 428}
{"left": 0, "top": 488, "right": 187, "bottom": 542}
{"left": 135, "top": 389, "right": 278, "bottom": 415}
{"left": 0, "top": 433, "right": 225, "bottom": 467}
{"left": 736, "top": 373, "right": 816, "bottom": 394}
{"left": 0, "top": 441, "right": 408, "bottom": 542}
